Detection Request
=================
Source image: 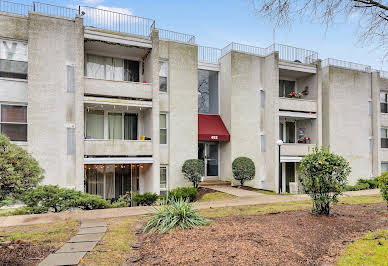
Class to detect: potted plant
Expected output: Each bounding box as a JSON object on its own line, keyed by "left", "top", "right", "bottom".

{"left": 287, "top": 91, "right": 303, "bottom": 99}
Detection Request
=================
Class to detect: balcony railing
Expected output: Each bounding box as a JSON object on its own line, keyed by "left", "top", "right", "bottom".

{"left": 34, "top": 2, "right": 78, "bottom": 19}
{"left": 322, "top": 58, "right": 372, "bottom": 72}
{"left": 0, "top": 0, "right": 32, "bottom": 16}
{"left": 158, "top": 28, "right": 195, "bottom": 44}
{"left": 198, "top": 46, "right": 221, "bottom": 63}
{"left": 222, "top": 42, "right": 268, "bottom": 57}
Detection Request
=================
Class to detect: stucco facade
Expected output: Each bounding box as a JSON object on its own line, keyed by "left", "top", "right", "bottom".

{"left": 0, "top": 4, "right": 386, "bottom": 198}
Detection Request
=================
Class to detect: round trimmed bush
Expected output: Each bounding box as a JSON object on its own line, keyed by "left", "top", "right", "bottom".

{"left": 168, "top": 187, "right": 197, "bottom": 202}
{"left": 232, "top": 157, "right": 255, "bottom": 186}
{"left": 182, "top": 159, "right": 204, "bottom": 188}
{"left": 378, "top": 172, "right": 388, "bottom": 206}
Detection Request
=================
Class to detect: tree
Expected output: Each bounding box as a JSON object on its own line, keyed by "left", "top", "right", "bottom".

{"left": 232, "top": 157, "right": 256, "bottom": 186}
{"left": 250, "top": 0, "right": 388, "bottom": 56}
{"left": 299, "top": 146, "right": 351, "bottom": 216}
{"left": 182, "top": 159, "right": 204, "bottom": 188}
{"left": 0, "top": 134, "right": 44, "bottom": 205}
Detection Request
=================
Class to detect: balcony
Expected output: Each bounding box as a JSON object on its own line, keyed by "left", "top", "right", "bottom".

{"left": 84, "top": 77, "right": 152, "bottom": 99}
{"left": 280, "top": 143, "right": 315, "bottom": 156}
{"left": 84, "top": 139, "right": 152, "bottom": 156}
{"left": 279, "top": 97, "right": 317, "bottom": 113}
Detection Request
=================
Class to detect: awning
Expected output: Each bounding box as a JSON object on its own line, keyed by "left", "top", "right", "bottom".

{"left": 198, "top": 114, "right": 230, "bottom": 141}
{"left": 84, "top": 157, "right": 153, "bottom": 164}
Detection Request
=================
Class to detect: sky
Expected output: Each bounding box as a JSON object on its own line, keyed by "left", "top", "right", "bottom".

{"left": 16, "top": 0, "right": 388, "bottom": 70}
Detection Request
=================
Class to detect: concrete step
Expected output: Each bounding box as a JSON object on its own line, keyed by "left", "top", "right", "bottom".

{"left": 200, "top": 179, "right": 231, "bottom": 187}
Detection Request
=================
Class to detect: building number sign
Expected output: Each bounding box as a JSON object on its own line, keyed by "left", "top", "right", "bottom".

{"left": 211, "top": 136, "right": 218, "bottom": 140}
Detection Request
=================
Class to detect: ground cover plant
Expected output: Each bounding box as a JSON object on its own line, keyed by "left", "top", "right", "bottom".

{"left": 299, "top": 146, "right": 351, "bottom": 215}
{"left": 143, "top": 198, "right": 210, "bottom": 233}
{"left": 232, "top": 157, "right": 255, "bottom": 186}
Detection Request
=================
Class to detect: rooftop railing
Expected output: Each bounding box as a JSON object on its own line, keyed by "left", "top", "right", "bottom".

{"left": 322, "top": 58, "right": 372, "bottom": 72}
{"left": 198, "top": 46, "right": 221, "bottom": 63}
{"left": 80, "top": 6, "right": 155, "bottom": 37}
{"left": 269, "top": 43, "right": 318, "bottom": 64}
{"left": 221, "top": 42, "right": 268, "bottom": 57}
{"left": 380, "top": 70, "right": 388, "bottom": 79}
{"left": 34, "top": 2, "right": 78, "bottom": 19}
{"left": 0, "top": 0, "right": 32, "bottom": 16}
{"left": 158, "top": 28, "right": 195, "bottom": 44}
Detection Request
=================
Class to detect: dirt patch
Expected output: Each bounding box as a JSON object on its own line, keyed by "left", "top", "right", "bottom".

{"left": 195, "top": 187, "right": 218, "bottom": 201}
{"left": 0, "top": 241, "right": 53, "bottom": 266}
{"left": 133, "top": 203, "right": 388, "bottom": 265}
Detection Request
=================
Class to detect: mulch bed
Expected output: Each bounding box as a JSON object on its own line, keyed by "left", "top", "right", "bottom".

{"left": 195, "top": 187, "right": 218, "bottom": 201}
{"left": 130, "top": 203, "right": 388, "bottom": 265}
{"left": 0, "top": 240, "right": 53, "bottom": 266}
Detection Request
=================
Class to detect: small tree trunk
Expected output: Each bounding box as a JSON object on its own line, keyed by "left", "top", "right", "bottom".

{"left": 240, "top": 180, "right": 244, "bottom": 187}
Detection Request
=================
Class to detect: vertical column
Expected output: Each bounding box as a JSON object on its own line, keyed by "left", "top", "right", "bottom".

{"left": 316, "top": 60, "right": 323, "bottom": 147}
{"left": 151, "top": 29, "right": 160, "bottom": 194}
{"left": 371, "top": 71, "right": 380, "bottom": 177}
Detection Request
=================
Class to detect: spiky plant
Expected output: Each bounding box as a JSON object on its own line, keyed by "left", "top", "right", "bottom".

{"left": 143, "top": 198, "right": 210, "bottom": 233}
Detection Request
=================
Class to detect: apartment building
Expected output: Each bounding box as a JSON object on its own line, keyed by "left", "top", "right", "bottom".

{"left": 0, "top": 2, "right": 386, "bottom": 199}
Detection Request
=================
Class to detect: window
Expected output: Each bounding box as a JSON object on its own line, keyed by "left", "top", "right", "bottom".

{"left": 108, "top": 113, "right": 122, "bottom": 140}
{"left": 160, "top": 113, "right": 167, "bottom": 144}
{"left": 260, "top": 133, "right": 266, "bottom": 152}
{"left": 0, "top": 105, "right": 27, "bottom": 141}
{"left": 85, "top": 110, "right": 104, "bottom": 139}
{"left": 381, "top": 128, "right": 388, "bottom": 148}
{"left": 159, "top": 60, "right": 168, "bottom": 92}
{"left": 382, "top": 162, "right": 388, "bottom": 173}
{"left": 0, "top": 39, "right": 28, "bottom": 79}
{"left": 285, "top": 122, "right": 296, "bottom": 143}
{"left": 124, "top": 113, "right": 138, "bottom": 140}
{"left": 279, "top": 80, "right": 296, "bottom": 97}
{"left": 198, "top": 69, "right": 218, "bottom": 114}
{"left": 381, "top": 92, "right": 388, "bottom": 113}
{"left": 160, "top": 166, "right": 167, "bottom": 190}
{"left": 86, "top": 54, "right": 140, "bottom": 82}
{"left": 259, "top": 89, "right": 265, "bottom": 108}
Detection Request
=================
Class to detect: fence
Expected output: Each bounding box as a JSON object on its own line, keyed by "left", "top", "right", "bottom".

{"left": 270, "top": 43, "right": 318, "bottom": 64}
{"left": 198, "top": 46, "right": 221, "bottom": 63}
{"left": 158, "top": 29, "right": 195, "bottom": 44}
{"left": 80, "top": 6, "right": 155, "bottom": 37}
{"left": 0, "top": 0, "right": 32, "bottom": 16}
{"left": 34, "top": 2, "right": 78, "bottom": 19}
{"left": 221, "top": 42, "right": 268, "bottom": 57}
{"left": 322, "top": 58, "right": 372, "bottom": 72}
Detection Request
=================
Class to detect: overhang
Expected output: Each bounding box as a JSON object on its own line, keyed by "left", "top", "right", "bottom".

{"left": 84, "top": 157, "right": 153, "bottom": 164}
{"left": 280, "top": 156, "right": 303, "bottom": 163}
{"left": 198, "top": 114, "right": 230, "bottom": 141}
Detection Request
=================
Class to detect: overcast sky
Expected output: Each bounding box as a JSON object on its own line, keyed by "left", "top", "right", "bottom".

{"left": 17, "top": 0, "right": 388, "bottom": 70}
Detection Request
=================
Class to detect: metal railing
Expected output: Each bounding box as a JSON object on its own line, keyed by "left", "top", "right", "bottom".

{"left": 322, "top": 58, "right": 372, "bottom": 72}
{"left": 34, "top": 2, "right": 78, "bottom": 19}
{"left": 80, "top": 6, "right": 155, "bottom": 37}
{"left": 0, "top": 0, "right": 32, "bottom": 16}
{"left": 158, "top": 28, "right": 195, "bottom": 44}
{"left": 198, "top": 46, "right": 221, "bottom": 63}
{"left": 270, "top": 43, "right": 318, "bottom": 64}
{"left": 380, "top": 70, "right": 388, "bottom": 79}
{"left": 221, "top": 42, "right": 268, "bottom": 57}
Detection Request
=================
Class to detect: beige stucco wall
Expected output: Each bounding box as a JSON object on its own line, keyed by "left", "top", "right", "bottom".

{"left": 0, "top": 12, "right": 28, "bottom": 40}
{"left": 27, "top": 13, "right": 84, "bottom": 189}
{"left": 322, "top": 66, "right": 372, "bottom": 183}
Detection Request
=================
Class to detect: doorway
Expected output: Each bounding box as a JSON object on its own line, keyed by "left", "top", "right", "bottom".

{"left": 198, "top": 142, "right": 219, "bottom": 178}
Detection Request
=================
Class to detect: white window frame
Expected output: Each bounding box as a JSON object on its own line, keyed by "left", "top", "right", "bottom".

{"left": 0, "top": 103, "right": 28, "bottom": 143}
{"left": 381, "top": 91, "right": 388, "bottom": 113}
{"left": 159, "top": 59, "right": 168, "bottom": 93}
{"left": 160, "top": 165, "right": 168, "bottom": 192}
{"left": 160, "top": 113, "right": 168, "bottom": 145}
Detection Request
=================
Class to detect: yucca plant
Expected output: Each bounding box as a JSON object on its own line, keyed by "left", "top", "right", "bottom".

{"left": 143, "top": 198, "right": 210, "bottom": 233}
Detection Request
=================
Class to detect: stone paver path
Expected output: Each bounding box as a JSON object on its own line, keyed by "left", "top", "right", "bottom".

{"left": 38, "top": 220, "right": 107, "bottom": 266}
{"left": 207, "top": 185, "right": 265, "bottom": 197}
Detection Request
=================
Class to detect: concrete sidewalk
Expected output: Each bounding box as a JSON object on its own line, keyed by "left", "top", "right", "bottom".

{"left": 0, "top": 189, "right": 380, "bottom": 227}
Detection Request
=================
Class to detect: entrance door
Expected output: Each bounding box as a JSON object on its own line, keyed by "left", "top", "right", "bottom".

{"left": 285, "top": 162, "right": 295, "bottom": 193}
{"left": 198, "top": 142, "right": 219, "bottom": 178}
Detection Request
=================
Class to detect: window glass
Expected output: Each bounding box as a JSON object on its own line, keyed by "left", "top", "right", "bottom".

{"left": 0, "top": 39, "right": 28, "bottom": 80}
{"left": 108, "top": 113, "right": 122, "bottom": 140}
{"left": 86, "top": 54, "right": 105, "bottom": 79}
{"left": 160, "top": 114, "right": 167, "bottom": 144}
{"left": 160, "top": 166, "right": 167, "bottom": 189}
{"left": 382, "top": 162, "right": 388, "bottom": 173}
{"left": 198, "top": 69, "right": 219, "bottom": 114}
{"left": 159, "top": 61, "right": 168, "bottom": 92}
{"left": 279, "top": 80, "right": 296, "bottom": 97}
{"left": 0, "top": 105, "right": 27, "bottom": 141}
{"left": 85, "top": 110, "right": 104, "bottom": 139}
{"left": 124, "top": 113, "right": 138, "bottom": 140}
{"left": 381, "top": 128, "right": 388, "bottom": 148}
{"left": 286, "top": 122, "right": 295, "bottom": 143}
{"left": 124, "top": 60, "right": 139, "bottom": 82}
{"left": 381, "top": 92, "right": 388, "bottom": 113}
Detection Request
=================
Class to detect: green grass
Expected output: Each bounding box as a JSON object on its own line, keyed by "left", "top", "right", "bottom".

{"left": 198, "top": 192, "right": 236, "bottom": 202}
{"left": 249, "top": 189, "right": 294, "bottom": 195}
{"left": 0, "top": 220, "right": 79, "bottom": 248}
{"left": 198, "top": 194, "right": 385, "bottom": 218}
{"left": 80, "top": 216, "right": 140, "bottom": 266}
{"left": 337, "top": 230, "right": 388, "bottom": 266}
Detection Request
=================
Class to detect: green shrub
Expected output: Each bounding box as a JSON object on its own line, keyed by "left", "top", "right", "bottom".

{"left": 299, "top": 146, "right": 351, "bottom": 216}
{"left": 143, "top": 198, "right": 210, "bottom": 233}
{"left": 344, "top": 183, "right": 370, "bottom": 191}
{"left": 378, "top": 172, "right": 388, "bottom": 206}
{"left": 0, "top": 134, "right": 44, "bottom": 203}
{"left": 182, "top": 159, "right": 204, "bottom": 188}
{"left": 111, "top": 192, "right": 131, "bottom": 208}
{"left": 132, "top": 192, "right": 159, "bottom": 206}
{"left": 22, "top": 185, "right": 111, "bottom": 213}
{"left": 168, "top": 187, "right": 197, "bottom": 202}
{"left": 357, "top": 178, "right": 379, "bottom": 189}
{"left": 232, "top": 157, "right": 255, "bottom": 186}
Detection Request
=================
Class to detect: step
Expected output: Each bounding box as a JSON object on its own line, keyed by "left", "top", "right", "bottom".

{"left": 200, "top": 180, "right": 231, "bottom": 187}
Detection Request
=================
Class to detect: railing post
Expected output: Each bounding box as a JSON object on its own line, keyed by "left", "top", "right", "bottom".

{"left": 33, "top": 1, "right": 35, "bottom": 12}
{"left": 78, "top": 5, "right": 80, "bottom": 15}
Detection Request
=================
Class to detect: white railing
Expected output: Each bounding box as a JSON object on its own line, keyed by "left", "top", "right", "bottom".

{"left": 0, "top": 0, "right": 32, "bottom": 16}
{"left": 198, "top": 46, "right": 221, "bottom": 63}
{"left": 322, "top": 58, "right": 372, "bottom": 72}
{"left": 221, "top": 42, "right": 268, "bottom": 57}
{"left": 34, "top": 2, "right": 78, "bottom": 19}
{"left": 380, "top": 70, "right": 388, "bottom": 79}
{"left": 158, "top": 28, "right": 195, "bottom": 44}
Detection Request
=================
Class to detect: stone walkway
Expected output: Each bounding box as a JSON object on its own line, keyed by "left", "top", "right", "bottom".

{"left": 208, "top": 185, "right": 264, "bottom": 197}
{"left": 0, "top": 189, "right": 380, "bottom": 228}
{"left": 38, "top": 220, "right": 107, "bottom": 266}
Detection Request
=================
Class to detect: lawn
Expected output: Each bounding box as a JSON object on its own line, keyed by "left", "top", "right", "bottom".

{"left": 197, "top": 192, "right": 236, "bottom": 202}
{"left": 337, "top": 229, "right": 388, "bottom": 265}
